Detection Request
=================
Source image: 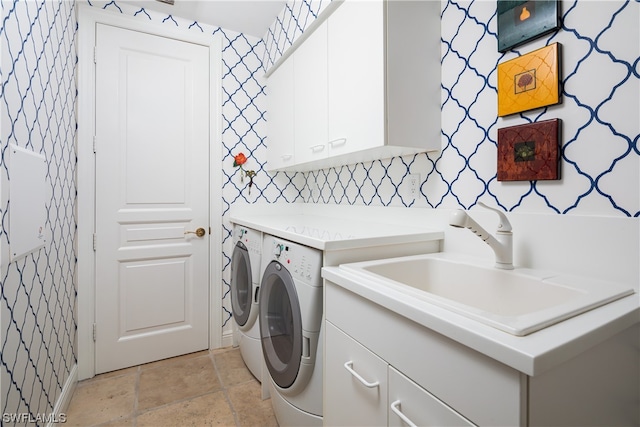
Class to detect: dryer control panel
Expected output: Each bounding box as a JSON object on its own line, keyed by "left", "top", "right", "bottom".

{"left": 236, "top": 226, "right": 261, "bottom": 257}
{"left": 269, "top": 238, "right": 322, "bottom": 287}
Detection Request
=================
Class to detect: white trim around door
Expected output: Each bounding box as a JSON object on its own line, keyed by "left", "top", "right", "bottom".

{"left": 77, "top": 4, "right": 223, "bottom": 380}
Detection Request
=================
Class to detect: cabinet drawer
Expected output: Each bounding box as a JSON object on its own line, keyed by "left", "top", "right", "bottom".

{"left": 325, "top": 321, "right": 388, "bottom": 426}
{"left": 389, "top": 366, "right": 475, "bottom": 427}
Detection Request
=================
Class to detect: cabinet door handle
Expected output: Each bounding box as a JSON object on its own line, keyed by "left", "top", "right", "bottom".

{"left": 310, "top": 144, "right": 326, "bottom": 153}
{"left": 343, "top": 361, "right": 379, "bottom": 388}
{"left": 328, "top": 138, "right": 347, "bottom": 147}
{"left": 390, "top": 400, "right": 418, "bottom": 427}
{"left": 281, "top": 154, "right": 293, "bottom": 161}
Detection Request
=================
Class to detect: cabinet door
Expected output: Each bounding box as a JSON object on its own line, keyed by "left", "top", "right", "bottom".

{"left": 389, "top": 367, "right": 475, "bottom": 427}
{"left": 266, "top": 57, "right": 295, "bottom": 171}
{"left": 325, "top": 321, "right": 388, "bottom": 426}
{"left": 328, "top": 0, "right": 385, "bottom": 157}
{"left": 294, "top": 20, "right": 328, "bottom": 165}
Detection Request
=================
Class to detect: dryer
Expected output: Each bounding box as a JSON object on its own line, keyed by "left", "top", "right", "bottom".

{"left": 231, "top": 225, "right": 263, "bottom": 382}
{"left": 259, "top": 235, "right": 323, "bottom": 426}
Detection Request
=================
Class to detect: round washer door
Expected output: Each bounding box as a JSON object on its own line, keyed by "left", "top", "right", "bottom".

{"left": 231, "top": 241, "right": 252, "bottom": 327}
{"left": 259, "top": 260, "right": 302, "bottom": 389}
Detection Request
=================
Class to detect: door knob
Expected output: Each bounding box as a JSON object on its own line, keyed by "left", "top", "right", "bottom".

{"left": 185, "top": 227, "right": 206, "bottom": 237}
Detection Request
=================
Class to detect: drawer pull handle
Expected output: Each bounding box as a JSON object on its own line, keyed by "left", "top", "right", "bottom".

{"left": 281, "top": 154, "right": 293, "bottom": 161}
{"left": 390, "top": 400, "right": 418, "bottom": 427}
{"left": 310, "top": 144, "right": 326, "bottom": 153}
{"left": 329, "top": 138, "right": 347, "bottom": 147}
{"left": 343, "top": 361, "right": 379, "bottom": 388}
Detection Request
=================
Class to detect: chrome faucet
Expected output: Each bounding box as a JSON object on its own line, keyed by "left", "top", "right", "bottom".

{"left": 449, "top": 202, "right": 513, "bottom": 270}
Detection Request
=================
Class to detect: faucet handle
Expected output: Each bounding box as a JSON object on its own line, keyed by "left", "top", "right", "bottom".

{"left": 477, "top": 202, "right": 512, "bottom": 232}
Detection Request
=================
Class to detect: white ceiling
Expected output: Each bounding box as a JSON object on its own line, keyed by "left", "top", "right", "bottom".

{"left": 116, "top": 0, "right": 287, "bottom": 38}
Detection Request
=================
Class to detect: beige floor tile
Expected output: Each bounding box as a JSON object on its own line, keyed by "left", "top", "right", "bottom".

{"left": 65, "top": 347, "right": 279, "bottom": 426}
{"left": 213, "top": 348, "right": 256, "bottom": 387}
{"left": 210, "top": 347, "right": 235, "bottom": 356}
{"left": 136, "top": 391, "right": 236, "bottom": 427}
{"left": 227, "top": 380, "right": 278, "bottom": 427}
{"left": 141, "top": 350, "right": 210, "bottom": 371}
{"left": 64, "top": 374, "right": 136, "bottom": 426}
{"left": 94, "top": 418, "right": 135, "bottom": 427}
{"left": 93, "top": 366, "right": 138, "bottom": 380}
{"left": 138, "top": 355, "right": 221, "bottom": 411}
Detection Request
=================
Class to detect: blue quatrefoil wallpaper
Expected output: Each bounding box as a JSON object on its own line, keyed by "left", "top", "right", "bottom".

{"left": 1, "top": 0, "right": 638, "bottom": 423}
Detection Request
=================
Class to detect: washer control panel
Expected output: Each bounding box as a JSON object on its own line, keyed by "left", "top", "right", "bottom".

{"left": 270, "top": 237, "right": 322, "bottom": 287}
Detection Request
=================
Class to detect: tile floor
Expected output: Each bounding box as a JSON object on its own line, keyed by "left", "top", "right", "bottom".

{"left": 65, "top": 347, "right": 278, "bottom": 426}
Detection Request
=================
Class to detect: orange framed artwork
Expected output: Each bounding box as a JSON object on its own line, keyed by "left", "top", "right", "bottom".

{"left": 497, "top": 43, "right": 561, "bottom": 116}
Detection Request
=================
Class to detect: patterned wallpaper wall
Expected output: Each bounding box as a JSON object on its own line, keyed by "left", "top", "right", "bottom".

{"left": 1, "top": 0, "right": 77, "bottom": 423}
{"left": 264, "top": 0, "right": 639, "bottom": 217}
{"left": 1, "top": 0, "right": 637, "bottom": 420}
{"left": 234, "top": 0, "right": 639, "bottom": 338}
{"left": 262, "top": 0, "right": 331, "bottom": 70}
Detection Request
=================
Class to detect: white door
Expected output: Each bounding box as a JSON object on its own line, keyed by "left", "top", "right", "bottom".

{"left": 94, "top": 23, "right": 210, "bottom": 373}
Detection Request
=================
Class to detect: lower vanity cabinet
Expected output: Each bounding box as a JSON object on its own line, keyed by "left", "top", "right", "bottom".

{"left": 324, "top": 281, "right": 525, "bottom": 426}
{"left": 324, "top": 279, "right": 639, "bottom": 426}
{"left": 325, "top": 321, "right": 475, "bottom": 427}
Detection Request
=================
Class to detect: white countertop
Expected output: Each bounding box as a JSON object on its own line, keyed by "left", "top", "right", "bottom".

{"left": 229, "top": 203, "right": 638, "bottom": 376}
{"left": 229, "top": 210, "right": 443, "bottom": 251}
{"left": 322, "top": 263, "right": 639, "bottom": 377}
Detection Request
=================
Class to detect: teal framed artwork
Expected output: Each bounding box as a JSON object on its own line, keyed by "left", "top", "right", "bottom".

{"left": 497, "top": 0, "right": 560, "bottom": 52}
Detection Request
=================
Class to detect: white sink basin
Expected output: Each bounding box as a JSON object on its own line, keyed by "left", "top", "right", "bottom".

{"left": 340, "top": 253, "right": 635, "bottom": 336}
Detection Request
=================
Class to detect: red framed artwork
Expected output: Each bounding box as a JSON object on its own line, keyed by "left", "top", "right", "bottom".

{"left": 497, "top": 118, "right": 561, "bottom": 181}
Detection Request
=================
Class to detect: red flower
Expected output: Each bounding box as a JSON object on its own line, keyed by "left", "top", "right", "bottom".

{"left": 233, "top": 153, "right": 247, "bottom": 167}
{"left": 232, "top": 152, "right": 256, "bottom": 195}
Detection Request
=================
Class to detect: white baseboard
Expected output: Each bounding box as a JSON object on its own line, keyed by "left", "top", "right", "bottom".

{"left": 48, "top": 363, "right": 77, "bottom": 427}
{"left": 221, "top": 330, "right": 235, "bottom": 349}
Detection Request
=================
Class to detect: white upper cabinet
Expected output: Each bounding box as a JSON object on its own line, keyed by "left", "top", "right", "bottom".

{"left": 327, "top": 0, "right": 385, "bottom": 158}
{"left": 266, "top": 0, "right": 441, "bottom": 172}
{"left": 266, "top": 56, "right": 295, "bottom": 170}
{"left": 294, "top": 20, "right": 329, "bottom": 165}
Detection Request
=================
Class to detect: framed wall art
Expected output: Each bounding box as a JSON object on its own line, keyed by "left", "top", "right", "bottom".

{"left": 497, "top": 0, "right": 560, "bottom": 52}
{"left": 497, "top": 43, "right": 561, "bottom": 117}
{"left": 497, "top": 118, "right": 561, "bottom": 181}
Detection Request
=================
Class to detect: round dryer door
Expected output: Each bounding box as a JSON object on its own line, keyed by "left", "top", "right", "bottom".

{"left": 259, "top": 260, "right": 302, "bottom": 389}
{"left": 231, "top": 241, "right": 252, "bottom": 327}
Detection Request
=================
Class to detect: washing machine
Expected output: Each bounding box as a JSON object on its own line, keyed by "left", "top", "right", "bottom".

{"left": 259, "top": 235, "right": 324, "bottom": 426}
{"left": 231, "top": 225, "right": 263, "bottom": 382}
